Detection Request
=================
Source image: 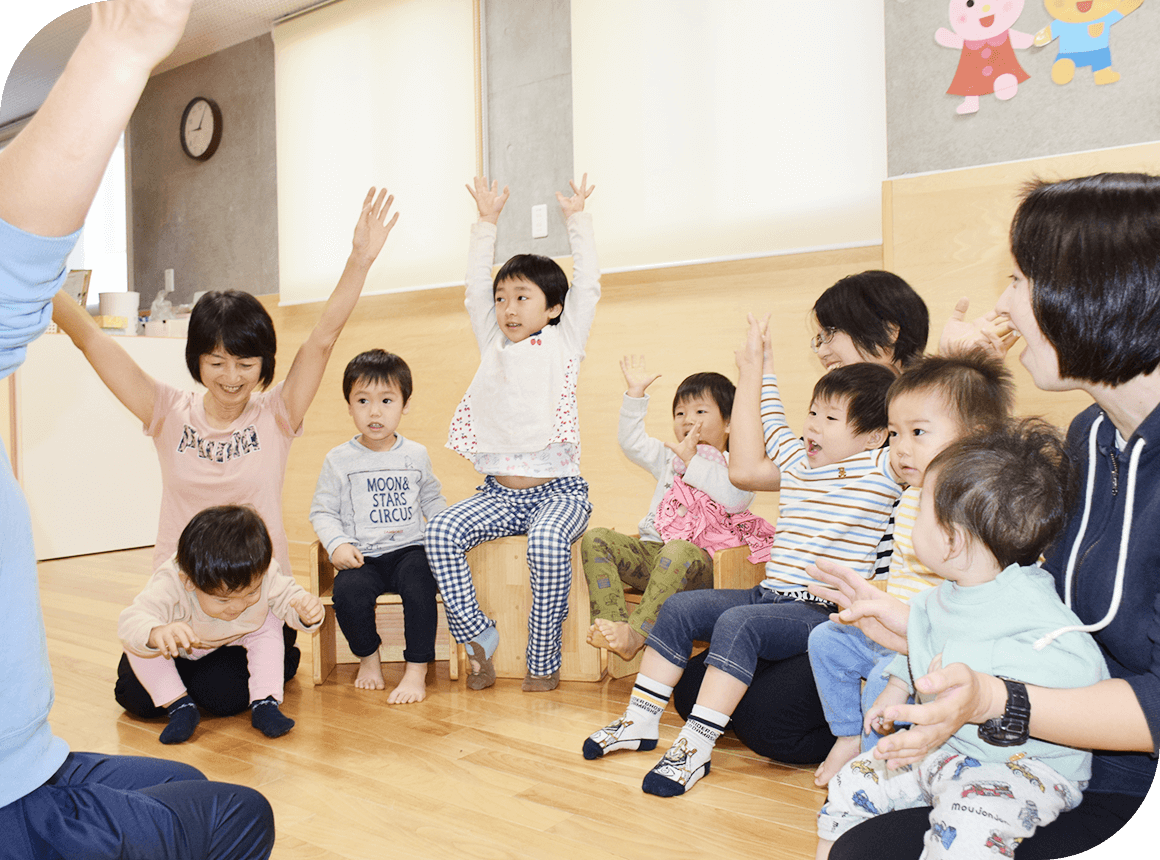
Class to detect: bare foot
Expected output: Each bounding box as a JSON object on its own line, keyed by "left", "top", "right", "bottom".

{"left": 814, "top": 735, "right": 861, "bottom": 787}
{"left": 592, "top": 618, "right": 645, "bottom": 661}
{"left": 586, "top": 622, "right": 608, "bottom": 649}
{"left": 386, "top": 661, "right": 428, "bottom": 704}
{"left": 354, "top": 651, "right": 386, "bottom": 690}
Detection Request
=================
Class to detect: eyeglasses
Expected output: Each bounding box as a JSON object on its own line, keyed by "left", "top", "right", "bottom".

{"left": 810, "top": 327, "right": 837, "bottom": 353}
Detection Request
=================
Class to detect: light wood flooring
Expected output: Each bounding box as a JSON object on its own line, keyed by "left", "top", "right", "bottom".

{"left": 39, "top": 547, "right": 828, "bottom": 860}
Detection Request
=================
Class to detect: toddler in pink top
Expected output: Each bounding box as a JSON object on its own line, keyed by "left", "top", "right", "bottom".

{"left": 118, "top": 505, "right": 323, "bottom": 744}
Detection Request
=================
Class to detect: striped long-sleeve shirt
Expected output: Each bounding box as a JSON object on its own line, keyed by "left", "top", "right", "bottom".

{"left": 759, "top": 374, "right": 902, "bottom": 591}
{"left": 885, "top": 486, "right": 942, "bottom": 602}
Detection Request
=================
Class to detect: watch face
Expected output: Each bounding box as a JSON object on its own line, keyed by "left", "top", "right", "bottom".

{"left": 181, "top": 98, "right": 222, "bottom": 161}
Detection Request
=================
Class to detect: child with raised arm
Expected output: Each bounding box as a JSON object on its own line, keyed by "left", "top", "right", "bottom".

{"left": 809, "top": 351, "right": 1014, "bottom": 787}
{"left": 582, "top": 316, "right": 902, "bottom": 796}
{"left": 117, "top": 505, "right": 324, "bottom": 744}
{"left": 425, "top": 175, "right": 599, "bottom": 692}
{"left": 310, "top": 349, "right": 448, "bottom": 702}
{"left": 583, "top": 356, "right": 775, "bottom": 661}
{"left": 816, "top": 420, "right": 1109, "bottom": 860}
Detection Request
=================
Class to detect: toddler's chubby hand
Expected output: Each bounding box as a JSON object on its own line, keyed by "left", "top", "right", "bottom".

{"left": 620, "top": 354, "right": 661, "bottom": 398}
{"left": 556, "top": 173, "right": 594, "bottom": 220}
{"left": 148, "top": 621, "right": 199, "bottom": 658}
{"left": 665, "top": 421, "right": 701, "bottom": 467}
{"left": 466, "top": 176, "right": 510, "bottom": 224}
{"left": 331, "top": 543, "right": 365, "bottom": 570}
{"left": 292, "top": 593, "right": 325, "bottom": 627}
{"left": 864, "top": 705, "right": 897, "bottom": 737}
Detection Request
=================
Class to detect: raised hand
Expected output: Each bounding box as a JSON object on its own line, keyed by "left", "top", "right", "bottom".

{"left": 556, "top": 173, "right": 594, "bottom": 220}
{"left": 734, "top": 313, "right": 771, "bottom": 375}
{"left": 466, "top": 176, "right": 510, "bottom": 224}
{"left": 147, "top": 621, "right": 199, "bottom": 658}
{"left": 620, "top": 354, "right": 661, "bottom": 398}
{"left": 665, "top": 421, "right": 701, "bottom": 466}
{"left": 939, "top": 296, "right": 1019, "bottom": 358}
{"left": 351, "top": 186, "right": 399, "bottom": 267}
{"left": 90, "top": 0, "right": 193, "bottom": 73}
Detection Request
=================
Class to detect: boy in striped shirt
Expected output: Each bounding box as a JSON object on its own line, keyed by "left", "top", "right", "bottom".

{"left": 581, "top": 316, "right": 905, "bottom": 796}
{"left": 808, "top": 351, "right": 1013, "bottom": 786}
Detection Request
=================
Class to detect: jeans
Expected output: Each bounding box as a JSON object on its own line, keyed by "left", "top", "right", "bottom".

{"left": 648, "top": 584, "right": 831, "bottom": 685}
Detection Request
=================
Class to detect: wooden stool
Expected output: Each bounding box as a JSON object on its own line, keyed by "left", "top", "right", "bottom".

{"left": 308, "top": 540, "right": 459, "bottom": 685}
{"left": 463, "top": 534, "right": 603, "bottom": 681}
{"left": 605, "top": 545, "right": 767, "bottom": 679}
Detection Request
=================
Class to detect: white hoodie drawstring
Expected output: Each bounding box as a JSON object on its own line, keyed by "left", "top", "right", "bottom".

{"left": 1035, "top": 415, "right": 1142, "bottom": 651}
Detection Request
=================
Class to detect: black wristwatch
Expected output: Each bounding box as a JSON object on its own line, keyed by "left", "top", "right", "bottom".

{"left": 978, "top": 677, "right": 1031, "bottom": 746}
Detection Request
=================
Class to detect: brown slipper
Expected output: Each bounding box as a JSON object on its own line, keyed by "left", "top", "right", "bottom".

{"left": 522, "top": 670, "right": 560, "bottom": 692}
{"left": 465, "top": 641, "right": 496, "bottom": 690}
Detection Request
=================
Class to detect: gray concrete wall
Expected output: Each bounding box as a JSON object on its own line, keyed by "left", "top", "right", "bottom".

{"left": 128, "top": 35, "right": 278, "bottom": 306}
{"left": 483, "top": 0, "right": 574, "bottom": 262}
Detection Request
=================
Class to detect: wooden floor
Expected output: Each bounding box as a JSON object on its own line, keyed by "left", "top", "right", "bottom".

{"left": 39, "top": 547, "right": 828, "bottom": 860}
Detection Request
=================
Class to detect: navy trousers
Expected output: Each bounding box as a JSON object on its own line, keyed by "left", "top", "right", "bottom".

{"left": 0, "top": 752, "right": 274, "bottom": 859}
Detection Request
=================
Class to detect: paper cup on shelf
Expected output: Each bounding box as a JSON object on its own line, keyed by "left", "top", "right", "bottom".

{"left": 98, "top": 292, "right": 139, "bottom": 336}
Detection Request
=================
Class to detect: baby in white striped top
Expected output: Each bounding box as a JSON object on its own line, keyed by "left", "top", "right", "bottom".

{"left": 808, "top": 349, "right": 1014, "bottom": 787}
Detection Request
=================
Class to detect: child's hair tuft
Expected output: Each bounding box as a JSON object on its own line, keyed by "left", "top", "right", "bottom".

{"left": 927, "top": 418, "right": 1075, "bottom": 569}
{"left": 176, "top": 505, "right": 273, "bottom": 595}
{"left": 812, "top": 363, "right": 896, "bottom": 436}
{"left": 886, "top": 349, "right": 1014, "bottom": 432}
{"left": 672, "top": 372, "right": 736, "bottom": 421}
{"left": 342, "top": 349, "right": 413, "bottom": 404}
{"left": 493, "top": 254, "right": 569, "bottom": 325}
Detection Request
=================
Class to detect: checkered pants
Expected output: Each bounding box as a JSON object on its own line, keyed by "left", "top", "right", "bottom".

{"left": 424, "top": 476, "right": 591, "bottom": 675}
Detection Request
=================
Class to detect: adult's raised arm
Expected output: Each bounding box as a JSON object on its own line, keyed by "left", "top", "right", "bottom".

{"left": 728, "top": 314, "right": 781, "bottom": 491}
{"left": 52, "top": 290, "right": 156, "bottom": 425}
{"left": 0, "top": 0, "right": 192, "bottom": 236}
{"left": 281, "top": 186, "right": 397, "bottom": 430}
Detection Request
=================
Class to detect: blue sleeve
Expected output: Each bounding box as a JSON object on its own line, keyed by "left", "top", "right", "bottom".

{"left": 0, "top": 217, "right": 82, "bottom": 380}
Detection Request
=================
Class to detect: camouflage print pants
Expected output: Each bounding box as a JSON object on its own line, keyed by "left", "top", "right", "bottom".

{"left": 580, "top": 527, "right": 713, "bottom": 639}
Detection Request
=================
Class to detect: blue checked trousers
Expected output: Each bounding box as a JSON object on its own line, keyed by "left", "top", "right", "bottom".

{"left": 424, "top": 476, "right": 591, "bottom": 675}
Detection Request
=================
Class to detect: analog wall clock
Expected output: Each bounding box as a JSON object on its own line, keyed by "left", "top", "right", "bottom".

{"left": 180, "top": 97, "right": 222, "bottom": 161}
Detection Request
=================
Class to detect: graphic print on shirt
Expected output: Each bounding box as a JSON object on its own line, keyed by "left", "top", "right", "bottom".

{"left": 347, "top": 465, "right": 425, "bottom": 532}
{"left": 177, "top": 423, "right": 261, "bottom": 463}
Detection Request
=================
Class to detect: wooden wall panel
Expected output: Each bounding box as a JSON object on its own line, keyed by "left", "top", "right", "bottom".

{"left": 268, "top": 244, "right": 883, "bottom": 574}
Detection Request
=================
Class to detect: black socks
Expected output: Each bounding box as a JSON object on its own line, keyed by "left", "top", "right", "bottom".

{"left": 250, "top": 695, "right": 295, "bottom": 738}
{"left": 160, "top": 695, "right": 200, "bottom": 744}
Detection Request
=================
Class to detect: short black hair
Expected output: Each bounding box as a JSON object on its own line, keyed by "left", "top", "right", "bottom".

{"left": 493, "top": 254, "right": 568, "bottom": 326}
{"left": 812, "top": 362, "right": 895, "bottom": 436}
{"left": 1010, "top": 172, "right": 1160, "bottom": 386}
{"left": 672, "top": 372, "right": 736, "bottom": 421}
{"left": 886, "top": 349, "right": 1014, "bottom": 433}
{"left": 926, "top": 418, "right": 1075, "bottom": 569}
{"left": 342, "top": 349, "right": 413, "bottom": 404}
{"left": 185, "top": 291, "right": 277, "bottom": 388}
{"left": 813, "top": 270, "right": 929, "bottom": 367}
{"left": 176, "top": 505, "right": 273, "bottom": 595}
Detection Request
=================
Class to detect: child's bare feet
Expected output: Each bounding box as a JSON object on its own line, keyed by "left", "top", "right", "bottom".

{"left": 354, "top": 651, "right": 386, "bottom": 690}
{"left": 387, "top": 661, "right": 428, "bottom": 704}
{"left": 591, "top": 618, "right": 645, "bottom": 661}
{"left": 814, "top": 735, "right": 861, "bottom": 786}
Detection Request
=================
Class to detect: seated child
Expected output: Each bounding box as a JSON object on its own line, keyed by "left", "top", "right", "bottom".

{"left": 582, "top": 316, "right": 902, "bottom": 796}
{"left": 816, "top": 419, "right": 1110, "bottom": 860}
{"left": 310, "top": 349, "right": 448, "bottom": 702}
{"left": 116, "top": 505, "right": 324, "bottom": 743}
{"left": 583, "top": 355, "right": 775, "bottom": 661}
{"left": 425, "top": 175, "right": 600, "bottom": 693}
{"left": 809, "top": 350, "right": 1014, "bottom": 786}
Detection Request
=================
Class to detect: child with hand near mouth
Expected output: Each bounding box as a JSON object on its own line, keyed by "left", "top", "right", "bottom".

{"left": 581, "top": 315, "right": 901, "bottom": 797}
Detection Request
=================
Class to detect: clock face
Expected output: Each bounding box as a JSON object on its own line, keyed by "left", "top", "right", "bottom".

{"left": 180, "top": 97, "right": 222, "bottom": 161}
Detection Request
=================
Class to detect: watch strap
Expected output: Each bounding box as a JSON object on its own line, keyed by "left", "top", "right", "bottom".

{"left": 978, "top": 677, "right": 1030, "bottom": 747}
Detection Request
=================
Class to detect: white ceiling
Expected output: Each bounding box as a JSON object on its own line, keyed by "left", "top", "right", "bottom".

{"left": 0, "top": 0, "right": 331, "bottom": 127}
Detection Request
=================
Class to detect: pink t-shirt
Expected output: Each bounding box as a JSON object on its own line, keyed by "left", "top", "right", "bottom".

{"left": 146, "top": 380, "right": 302, "bottom": 576}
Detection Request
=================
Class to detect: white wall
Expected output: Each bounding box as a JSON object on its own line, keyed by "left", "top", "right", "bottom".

{"left": 571, "top": 0, "right": 887, "bottom": 271}
{"left": 273, "top": 0, "right": 477, "bottom": 304}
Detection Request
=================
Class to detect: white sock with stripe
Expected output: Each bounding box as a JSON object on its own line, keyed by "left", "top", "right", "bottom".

{"left": 583, "top": 675, "right": 672, "bottom": 759}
